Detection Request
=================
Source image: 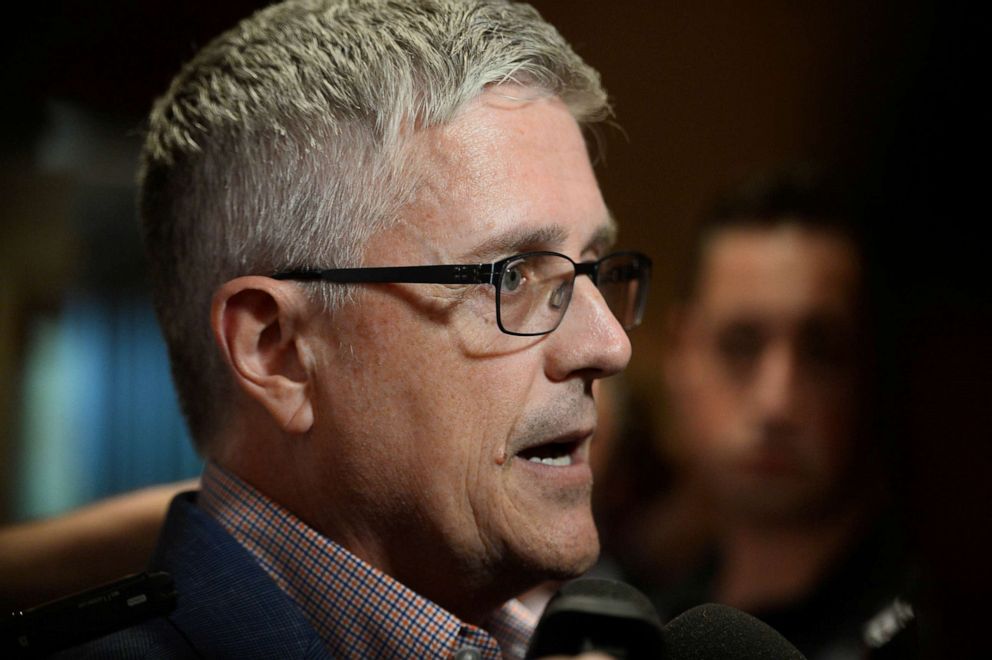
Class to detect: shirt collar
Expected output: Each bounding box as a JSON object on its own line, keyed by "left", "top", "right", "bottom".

{"left": 199, "top": 462, "right": 536, "bottom": 659}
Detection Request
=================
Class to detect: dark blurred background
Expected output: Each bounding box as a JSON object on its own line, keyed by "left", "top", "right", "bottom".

{"left": 1, "top": 0, "right": 987, "bottom": 654}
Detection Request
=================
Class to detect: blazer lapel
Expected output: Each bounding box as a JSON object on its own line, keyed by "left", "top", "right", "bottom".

{"left": 152, "top": 493, "right": 330, "bottom": 659}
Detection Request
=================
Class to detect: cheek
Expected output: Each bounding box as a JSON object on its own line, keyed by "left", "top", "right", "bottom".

{"left": 334, "top": 292, "right": 547, "bottom": 468}
{"left": 358, "top": 339, "right": 522, "bottom": 465}
{"left": 677, "top": 354, "right": 745, "bottom": 451}
{"left": 800, "top": 388, "right": 859, "bottom": 469}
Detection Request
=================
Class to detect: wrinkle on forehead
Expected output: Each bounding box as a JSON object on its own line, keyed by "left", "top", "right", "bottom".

{"left": 392, "top": 89, "right": 608, "bottom": 264}
{"left": 462, "top": 219, "right": 616, "bottom": 264}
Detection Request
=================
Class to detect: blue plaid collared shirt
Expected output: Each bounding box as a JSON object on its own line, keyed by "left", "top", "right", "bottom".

{"left": 199, "top": 462, "right": 536, "bottom": 659}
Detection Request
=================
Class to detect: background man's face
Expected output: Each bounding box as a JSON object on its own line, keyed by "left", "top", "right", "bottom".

{"left": 304, "top": 89, "right": 631, "bottom": 608}
{"left": 667, "top": 225, "right": 862, "bottom": 523}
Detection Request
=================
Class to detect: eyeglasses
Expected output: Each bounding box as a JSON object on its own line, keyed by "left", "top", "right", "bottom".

{"left": 272, "top": 251, "right": 651, "bottom": 336}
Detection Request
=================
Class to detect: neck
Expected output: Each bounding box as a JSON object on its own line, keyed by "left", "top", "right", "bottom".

{"left": 713, "top": 505, "right": 868, "bottom": 611}
{"left": 223, "top": 436, "right": 517, "bottom": 626}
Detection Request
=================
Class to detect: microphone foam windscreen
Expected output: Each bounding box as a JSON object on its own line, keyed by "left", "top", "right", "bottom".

{"left": 663, "top": 603, "right": 806, "bottom": 659}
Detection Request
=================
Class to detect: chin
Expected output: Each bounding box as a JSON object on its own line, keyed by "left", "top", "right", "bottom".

{"left": 520, "top": 518, "right": 601, "bottom": 582}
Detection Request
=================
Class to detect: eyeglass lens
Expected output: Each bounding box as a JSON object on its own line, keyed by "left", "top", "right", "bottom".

{"left": 497, "top": 253, "right": 648, "bottom": 335}
{"left": 498, "top": 254, "right": 576, "bottom": 335}
{"left": 597, "top": 253, "right": 649, "bottom": 330}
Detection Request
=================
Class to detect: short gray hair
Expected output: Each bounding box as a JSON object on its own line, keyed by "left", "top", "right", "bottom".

{"left": 141, "top": 0, "right": 610, "bottom": 450}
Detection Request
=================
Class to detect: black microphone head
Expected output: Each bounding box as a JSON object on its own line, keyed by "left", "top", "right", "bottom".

{"left": 664, "top": 603, "right": 806, "bottom": 660}
{"left": 525, "top": 578, "right": 665, "bottom": 659}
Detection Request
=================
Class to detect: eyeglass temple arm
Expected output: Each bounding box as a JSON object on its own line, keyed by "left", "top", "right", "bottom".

{"left": 271, "top": 263, "right": 496, "bottom": 285}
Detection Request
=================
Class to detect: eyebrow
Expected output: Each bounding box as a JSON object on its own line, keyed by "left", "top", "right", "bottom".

{"left": 464, "top": 213, "right": 618, "bottom": 263}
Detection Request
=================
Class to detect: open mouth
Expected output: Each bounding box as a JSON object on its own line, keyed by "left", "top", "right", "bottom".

{"left": 516, "top": 438, "right": 582, "bottom": 467}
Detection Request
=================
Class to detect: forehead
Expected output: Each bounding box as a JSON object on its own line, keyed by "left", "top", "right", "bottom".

{"left": 695, "top": 224, "right": 861, "bottom": 320}
{"left": 375, "top": 88, "right": 612, "bottom": 263}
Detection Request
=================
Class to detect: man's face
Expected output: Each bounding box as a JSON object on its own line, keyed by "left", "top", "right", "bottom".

{"left": 667, "top": 225, "right": 862, "bottom": 524}
{"left": 302, "top": 89, "right": 631, "bottom": 614}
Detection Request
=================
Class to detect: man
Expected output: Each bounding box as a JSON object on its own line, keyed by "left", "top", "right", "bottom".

{"left": 659, "top": 167, "right": 910, "bottom": 659}
{"left": 55, "top": 0, "right": 649, "bottom": 657}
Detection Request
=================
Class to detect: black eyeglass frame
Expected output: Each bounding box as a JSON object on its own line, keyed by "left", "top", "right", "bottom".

{"left": 272, "top": 250, "right": 652, "bottom": 337}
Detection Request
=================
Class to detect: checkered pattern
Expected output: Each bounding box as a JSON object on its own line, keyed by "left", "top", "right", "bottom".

{"left": 199, "top": 462, "right": 536, "bottom": 659}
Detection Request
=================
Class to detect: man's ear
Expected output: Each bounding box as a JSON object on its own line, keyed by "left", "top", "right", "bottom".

{"left": 211, "top": 276, "right": 315, "bottom": 435}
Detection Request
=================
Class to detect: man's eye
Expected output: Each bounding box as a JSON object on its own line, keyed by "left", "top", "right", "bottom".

{"left": 715, "top": 324, "right": 765, "bottom": 375}
{"left": 503, "top": 266, "right": 525, "bottom": 292}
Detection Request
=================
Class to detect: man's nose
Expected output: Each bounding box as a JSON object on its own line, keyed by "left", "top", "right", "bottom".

{"left": 545, "top": 277, "right": 632, "bottom": 382}
{"left": 752, "top": 342, "right": 799, "bottom": 422}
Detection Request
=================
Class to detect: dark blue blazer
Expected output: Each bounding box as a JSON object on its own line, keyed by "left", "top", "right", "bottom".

{"left": 57, "top": 492, "right": 330, "bottom": 658}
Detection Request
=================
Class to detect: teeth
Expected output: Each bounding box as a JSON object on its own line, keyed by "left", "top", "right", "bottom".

{"left": 527, "top": 455, "right": 573, "bottom": 467}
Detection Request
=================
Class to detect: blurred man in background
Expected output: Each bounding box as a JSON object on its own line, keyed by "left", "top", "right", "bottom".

{"left": 658, "top": 166, "right": 912, "bottom": 659}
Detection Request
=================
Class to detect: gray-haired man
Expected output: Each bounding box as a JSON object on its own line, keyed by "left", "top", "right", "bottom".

{"left": 63, "top": 1, "right": 650, "bottom": 657}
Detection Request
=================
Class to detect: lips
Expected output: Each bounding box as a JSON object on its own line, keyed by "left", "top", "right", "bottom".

{"left": 512, "top": 430, "right": 593, "bottom": 468}
{"left": 518, "top": 439, "right": 580, "bottom": 466}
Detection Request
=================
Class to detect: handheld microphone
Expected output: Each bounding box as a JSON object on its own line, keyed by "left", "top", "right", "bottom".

{"left": 526, "top": 578, "right": 807, "bottom": 659}
{"left": 524, "top": 578, "right": 665, "bottom": 659}
{"left": 664, "top": 603, "right": 806, "bottom": 659}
